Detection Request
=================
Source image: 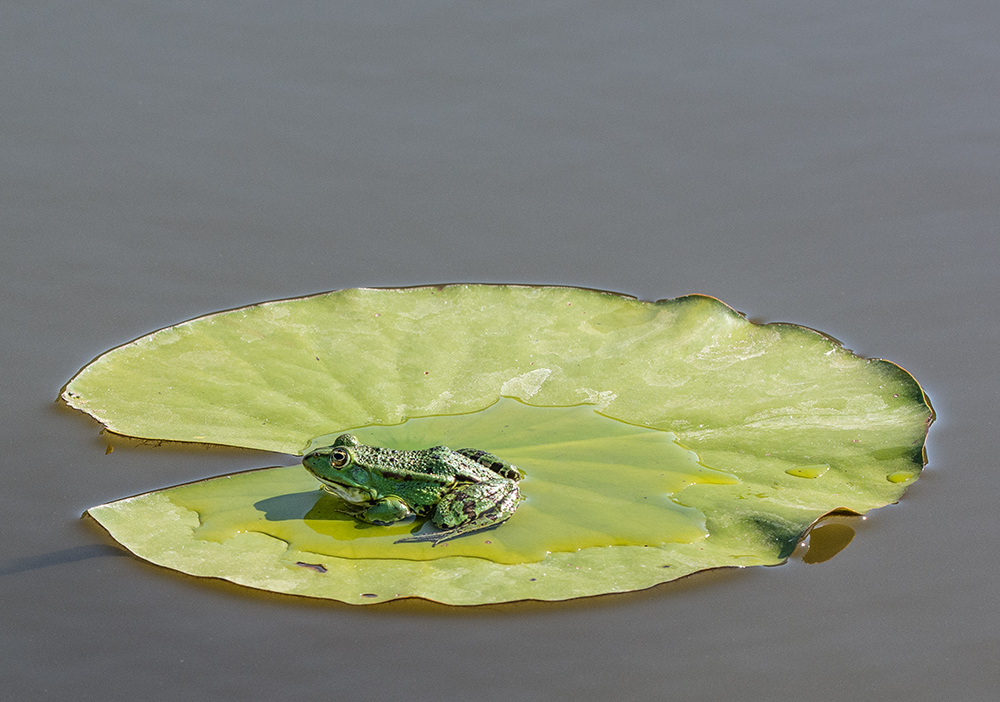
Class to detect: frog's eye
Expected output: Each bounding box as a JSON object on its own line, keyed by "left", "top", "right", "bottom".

{"left": 329, "top": 448, "right": 351, "bottom": 467}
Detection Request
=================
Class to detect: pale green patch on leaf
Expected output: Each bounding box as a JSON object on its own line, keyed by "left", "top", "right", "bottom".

{"left": 69, "top": 285, "right": 933, "bottom": 605}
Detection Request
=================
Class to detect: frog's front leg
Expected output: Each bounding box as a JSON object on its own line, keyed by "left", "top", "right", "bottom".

{"left": 455, "top": 448, "right": 521, "bottom": 481}
{"left": 360, "top": 495, "right": 413, "bottom": 525}
{"left": 396, "top": 479, "right": 521, "bottom": 545}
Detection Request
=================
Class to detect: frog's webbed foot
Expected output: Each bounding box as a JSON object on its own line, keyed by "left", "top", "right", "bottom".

{"left": 455, "top": 448, "right": 521, "bottom": 481}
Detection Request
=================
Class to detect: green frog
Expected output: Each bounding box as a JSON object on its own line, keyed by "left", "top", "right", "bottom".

{"left": 302, "top": 434, "right": 522, "bottom": 545}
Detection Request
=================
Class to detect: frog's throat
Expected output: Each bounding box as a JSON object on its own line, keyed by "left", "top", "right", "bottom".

{"left": 318, "top": 481, "right": 372, "bottom": 504}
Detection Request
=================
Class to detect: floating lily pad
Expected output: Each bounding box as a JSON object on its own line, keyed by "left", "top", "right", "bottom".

{"left": 68, "top": 285, "right": 933, "bottom": 605}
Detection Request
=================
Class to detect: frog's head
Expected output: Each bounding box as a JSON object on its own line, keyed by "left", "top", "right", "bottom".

{"left": 302, "top": 434, "right": 375, "bottom": 504}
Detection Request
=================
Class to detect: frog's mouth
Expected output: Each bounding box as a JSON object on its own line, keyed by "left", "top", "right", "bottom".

{"left": 316, "top": 479, "right": 371, "bottom": 504}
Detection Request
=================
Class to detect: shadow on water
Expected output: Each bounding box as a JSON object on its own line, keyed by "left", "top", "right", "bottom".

{"left": 0, "top": 544, "right": 128, "bottom": 576}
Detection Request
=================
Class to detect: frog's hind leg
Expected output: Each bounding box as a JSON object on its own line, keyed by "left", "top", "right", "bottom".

{"left": 394, "top": 519, "right": 502, "bottom": 546}
{"left": 455, "top": 448, "right": 521, "bottom": 481}
{"left": 395, "top": 480, "right": 521, "bottom": 546}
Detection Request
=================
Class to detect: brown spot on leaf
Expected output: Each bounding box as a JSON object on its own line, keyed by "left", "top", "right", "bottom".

{"left": 295, "top": 561, "right": 328, "bottom": 573}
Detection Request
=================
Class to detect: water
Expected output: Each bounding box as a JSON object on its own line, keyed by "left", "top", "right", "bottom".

{"left": 3, "top": 1, "right": 998, "bottom": 699}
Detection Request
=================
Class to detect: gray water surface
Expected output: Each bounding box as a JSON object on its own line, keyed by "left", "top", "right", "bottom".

{"left": 3, "top": 2, "right": 998, "bottom": 700}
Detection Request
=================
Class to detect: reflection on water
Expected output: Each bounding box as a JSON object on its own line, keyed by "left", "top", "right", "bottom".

{"left": 795, "top": 517, "right": 858, "bottom": 565}
{"left": 0, "top": 544, "right": 127, "bottom": 576}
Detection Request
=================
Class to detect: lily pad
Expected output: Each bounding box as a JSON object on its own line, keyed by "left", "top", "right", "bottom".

{"left": 68, "top": 285, "right": 933, "bottom": 605}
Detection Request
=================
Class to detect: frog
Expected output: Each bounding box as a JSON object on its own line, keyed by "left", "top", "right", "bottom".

{"left": 302, "top": 434, "right": 522, "bottom": 545}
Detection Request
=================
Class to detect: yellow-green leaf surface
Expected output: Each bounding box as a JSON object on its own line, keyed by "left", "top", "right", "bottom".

{"left": 69, "top": 285, "right": 933, "bottom": 605}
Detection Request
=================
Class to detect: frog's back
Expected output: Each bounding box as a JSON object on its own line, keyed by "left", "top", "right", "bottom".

{"left": 353, "top": 445, "right": 431, "bottom": 473}
{"left": 422, "top": 446, "right": 509, "bottom": 481}
{"left": 364, "top": 445, "right": 497, "bottom": 479}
